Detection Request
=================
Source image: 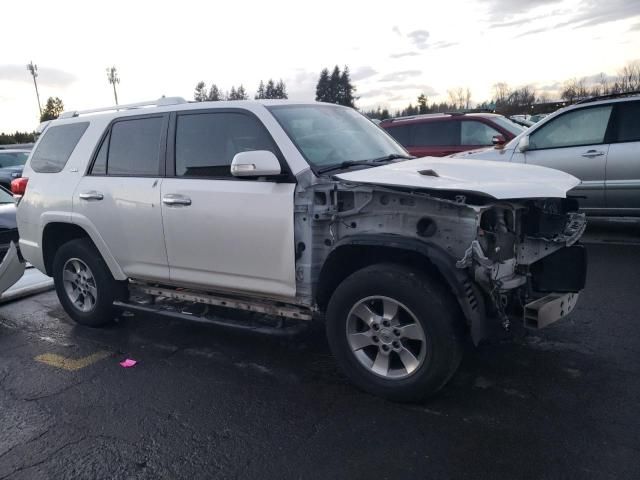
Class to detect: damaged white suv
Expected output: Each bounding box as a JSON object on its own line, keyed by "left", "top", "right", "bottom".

{"left": 2, "top": 98, "right": 587, "bottom": 401}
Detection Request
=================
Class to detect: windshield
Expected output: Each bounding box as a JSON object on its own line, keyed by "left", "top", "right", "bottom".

{"left": 491, "top": 116, "right": 526, "bottom": 136}
{"left": 268, "top": 105, "right": 408, "bottom": 170}
{"left": 0, "top": 152, "right": 29, "bottom": 168}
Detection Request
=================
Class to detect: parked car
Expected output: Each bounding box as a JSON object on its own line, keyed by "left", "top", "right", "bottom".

{"left": 1, "top": 98, "right": 586, "bottom": 401}
{"left": 380, "top": 112, "right": 524, "bottom": 157}
{"left": 455, "top": 93, "right": 640, "bottom": 216}
{"left": 0, "top": 186, "right": 18, "bottom": 261}
{"left": 0, "top": 149, "right": 31, "bottom": 190}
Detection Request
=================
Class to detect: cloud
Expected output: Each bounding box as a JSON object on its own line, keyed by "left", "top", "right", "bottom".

{"left": 0, "top": 64, "right": 76, "bottom": 87}
{"left": 631, "top": 22, "right": 640, "bottom": 31}
{"left": 515, "top": 0, "right": 640, "bottom": 38}
{"left": 431, "top": 41, "right": 459, "bottom": 49}
{"left": 389, "top": 51, "right": 420, "bottom": 59}
{"left": 360, "top": 83, "right": 438, "bottom": 99}
{"left": 479, "top": 0, "right": 562, "bottom": 19}
{"left": 392, "top": 25, "right": 402, "bottom": 36}
{"left": 407, "top": 30, "right": 430, "bottom": 50}
{"left": 351, "top": 66, "right": 378, "bottom": 81}
{"left": 379, "top": 70, "right": 422, "bottom": 82}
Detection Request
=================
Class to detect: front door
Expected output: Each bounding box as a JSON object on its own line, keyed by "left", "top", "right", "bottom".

{"left": 519, "top": 104, "right": 614, "bottom": 210}
{"left": 160, "top": 110, "right": 296, "bottom": 299}
{"left": 73, "top": 115, "right": 169, "bottom": 281}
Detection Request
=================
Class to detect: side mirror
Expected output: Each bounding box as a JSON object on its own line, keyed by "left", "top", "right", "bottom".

{"left": 492, "top": 134, "right": 506, "bottom": 147}
{"left": 517, "top": 135, "right": 530, "bottom": 152}
{"left": 230, "top": 150, "right": 281, "bottom": 177}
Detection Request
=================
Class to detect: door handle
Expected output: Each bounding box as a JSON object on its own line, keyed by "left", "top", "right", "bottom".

{"left": 79, "top": 191, "right": 104, "bottom": 201}
{"left": 162, "top": 194, "right": 192, "bottom": 206}
{"left": 581, "top": 150, "right": 605, "bottom": 158}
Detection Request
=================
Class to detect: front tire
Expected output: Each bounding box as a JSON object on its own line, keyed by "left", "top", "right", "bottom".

{"left": 52, "top": 238, "right": 123, "bottom": 327}
{"left": 326, "top": 263, "right": 463, "bottom": 402}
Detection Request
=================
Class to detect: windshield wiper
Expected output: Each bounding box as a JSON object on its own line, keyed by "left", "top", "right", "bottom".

{"left": 317, "top": 154, "right": 414, "bottom": 175}
{"left": 368, "top": 153, "right": 415, "bottom": 162}
{"left": 317, "top": 160, "right": 380, "bottom": 174}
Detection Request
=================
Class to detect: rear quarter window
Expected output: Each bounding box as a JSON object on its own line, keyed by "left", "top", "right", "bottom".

{"left": 30, "top": 123, "right": 89, "bottom": 173}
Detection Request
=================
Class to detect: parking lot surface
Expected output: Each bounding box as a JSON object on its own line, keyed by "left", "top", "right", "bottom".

{"left": 1, "top": 224, "right": 639, "bottom": 479}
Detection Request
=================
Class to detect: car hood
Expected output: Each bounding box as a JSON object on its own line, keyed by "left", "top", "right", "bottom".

{"left": 335, "top": 157, "right": 580, "bottom": 200}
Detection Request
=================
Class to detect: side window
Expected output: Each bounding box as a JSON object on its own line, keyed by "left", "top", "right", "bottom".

{"left": 106, "top": 117, "right": 163, "bottom": 175}
{"left": 612, "top": 101, "right": 640, "bottom": 143}
{"left": 175, "top": 112, "right": 276, "bottom": 178}
{"left": 461, "top": 121, "right": 500, "bottom": 146}
{"left": 385, "top": 125, "right": 411, "bottom": 146}
{"left": 410, "top": 121, "right": 459, "bottom": 146}
{"left": 30, "top": 122, "right": 89, "bottom": 173}
{"left": 529, "top": 106, "right": 613, "bottom": 150}
{"left": 91, "top": 131, "right": 109, "bottom": 175}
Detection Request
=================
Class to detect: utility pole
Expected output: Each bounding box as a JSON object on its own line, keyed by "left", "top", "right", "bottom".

{"left": 26, "top": 61, "right": 42, "bottom": 116}
{"left": 106, "top": 66, "right": 120, "bottom": 105}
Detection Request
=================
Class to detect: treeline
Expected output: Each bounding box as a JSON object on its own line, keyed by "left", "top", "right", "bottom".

{"left": 0, "top": 131, "right": 36, "bottom": 145}
{"left": 193, "top": 78, "right": 288, "bottom": 102}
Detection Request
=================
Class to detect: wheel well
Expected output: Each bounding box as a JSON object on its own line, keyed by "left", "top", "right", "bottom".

{"left": 315, "top": 245, "right": 450, "bottom": 312}
{"left": 42, "top": 223, "right": 92, "bottom": 276}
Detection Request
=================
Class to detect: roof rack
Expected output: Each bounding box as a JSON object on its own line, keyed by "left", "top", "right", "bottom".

{"left": 59, "top": 96, "right": 188, "bottom": 119}
{"left": 575, "top": 90, "right": 640, "bottom": 105}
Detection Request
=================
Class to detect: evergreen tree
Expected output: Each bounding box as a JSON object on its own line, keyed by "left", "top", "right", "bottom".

{"left": 228, "top": 86, "right": 237, "bottom": 100}
{"left": 194, "top": 81, "right": 208, "bottom": 102}
{"left": 265, "top": 79, "right": 276, "bottom": 99}
{"left": 40, "top": 97, "right": 64, "bottom": 122}
{"left": 417, "top": 94, "right": 428, "bottom": 114}
{"left": 207, "top": 84, "right": 222, "bottom": 101}
{"left": 255, "top": 80, "right": 266, "bottom": 99}
{"left": 338, "top": 66, "right": 356, "bottom": 107}
{"left": 315, "top": 68, "right": 330, "bottom": 102}
{"left": 275, "top": 79, "right": 288, "bottom": 99}
{"left": 328, "top": 65, "right": 341, "bottom": 104}
{"left": 236, "top": 85, "right": 248, "bottom": 100}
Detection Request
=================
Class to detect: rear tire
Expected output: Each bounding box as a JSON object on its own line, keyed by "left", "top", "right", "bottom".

{"left": 52, "top": 238, "right": 124, "bottom": 327}
{"left": 326, "top": 263, "right": 463, "bottom": 402}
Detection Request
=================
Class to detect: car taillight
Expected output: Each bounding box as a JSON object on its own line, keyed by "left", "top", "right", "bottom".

{"left": 11, "top": 177, "right": 28, "bottom": 196}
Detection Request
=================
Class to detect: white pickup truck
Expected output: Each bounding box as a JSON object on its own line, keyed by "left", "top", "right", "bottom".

{"left": 0, "top": 98, "right": 587, "bottom": 401}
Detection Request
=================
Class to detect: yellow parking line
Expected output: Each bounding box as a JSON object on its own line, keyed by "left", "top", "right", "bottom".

{"left": 35, "top": 350, "right": 111, "bottom": 371}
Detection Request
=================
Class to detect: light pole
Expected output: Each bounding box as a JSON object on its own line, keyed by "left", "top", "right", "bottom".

{"left": 26, "top": 61, "right": 42, "bottom": 116}
{"left": 106, "top": 66, "right": 120, "bottom": 105}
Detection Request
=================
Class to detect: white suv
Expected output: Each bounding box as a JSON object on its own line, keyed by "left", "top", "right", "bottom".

{"left": 1, "top": 97, "right": 587, "bottom": 400}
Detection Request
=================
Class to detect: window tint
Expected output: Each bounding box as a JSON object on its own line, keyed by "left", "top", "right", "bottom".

{"left": 175, "top": 112, "right": 276, "bottom": 177}
{"left": 530, "top": 106, "right": 613, "bottom": 150}
{"left": 385, "top": 125, "right": 411, "bottom": 146}
{"left": 0, "top": 152, "right": 29, "bottom": 168}
{"left": 411, "top": 121, "right": 459, "bottom": 146}
{"left": 107, "top": 117, "right": 163, "bottom": 175}
{"left": 612, "top": 101, "right": 640, "bottom": 143}
{"left": 91, "top": 131, "right": 109, "bottom": 175}
{"left": 461, "top": 121, "right": 501, "bottom": 146}
{"left": 30, "top": 123, "right": 89, "bottom": 173}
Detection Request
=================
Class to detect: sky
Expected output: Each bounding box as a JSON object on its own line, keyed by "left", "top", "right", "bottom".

{"left": 1, "top": 0, "right": 639, "bottom": 132}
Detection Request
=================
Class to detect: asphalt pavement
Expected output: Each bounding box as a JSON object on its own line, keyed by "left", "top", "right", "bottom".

{"left": 0, "top": 221, "right": 639, "bottom": 479}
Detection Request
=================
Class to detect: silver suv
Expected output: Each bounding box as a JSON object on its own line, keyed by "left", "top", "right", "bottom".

{"left": 0, "top": 98, "right": 587, "bottom": 401}
{"left": 455, "top": 93, "right": 640, "bottom": 216}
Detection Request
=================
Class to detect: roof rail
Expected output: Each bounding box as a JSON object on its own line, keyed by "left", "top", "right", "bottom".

{"left": 386, "top": 112, "right": 464, "bottom": 123}
{"left": 59, "top": 96, "right": 188, "bottom": 119}
{"left": 575, "top": 90, "right": 640, "bottom": 105}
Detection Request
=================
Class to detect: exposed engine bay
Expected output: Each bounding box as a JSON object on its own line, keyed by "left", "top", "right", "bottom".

{"left": 293, "top": 170, "right": 587, "bottom": 343}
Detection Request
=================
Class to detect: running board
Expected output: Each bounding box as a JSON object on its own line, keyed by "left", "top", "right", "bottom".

{"left": 112, "top": 301, "right": 308, "bottom": 336}
{"left": 129, "top": 283, "right": 313, "bottom": 321}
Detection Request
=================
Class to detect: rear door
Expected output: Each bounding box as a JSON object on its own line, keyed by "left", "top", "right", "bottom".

{"left": 604, "top": 100, "right": 640, "bottom": 212}
{"left": 73, "top": 114, "right": 170, "bottom": 281}
{"left": 160, "top": 109, "right": 296, "bottom": 299}
{"left": 408, "top": 120, "right": 461, "bottom": 157}
{"left": 520, "top": 104, "right": 613, "bottom": 210}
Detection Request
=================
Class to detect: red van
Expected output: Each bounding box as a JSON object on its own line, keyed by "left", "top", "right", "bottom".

{"left": 380, "top": 112, "right": 524, "bottom": 157}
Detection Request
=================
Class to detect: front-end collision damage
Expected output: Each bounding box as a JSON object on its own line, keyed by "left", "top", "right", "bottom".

{"left": 293, "top": 169, "right": 587, "bottom": 345}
